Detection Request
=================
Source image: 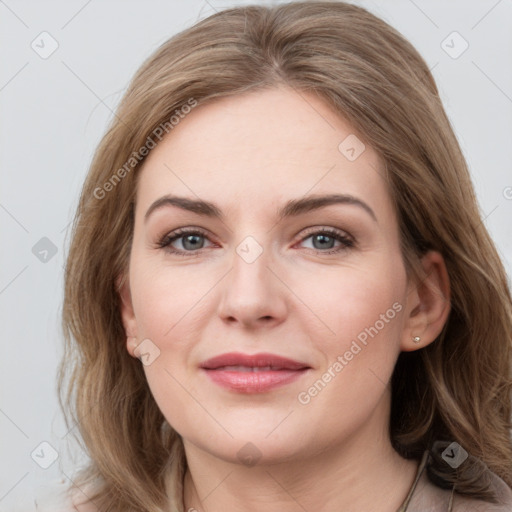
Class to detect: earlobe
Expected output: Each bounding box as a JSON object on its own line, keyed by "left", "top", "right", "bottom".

{"left": 126, "top": 336, "right": 139, "bottom": 359}
{"left": 401, "top": 251, "right": 451, "bottom": 352}
{"left": 116, "top": 273, "right": 139, "bottom": 358}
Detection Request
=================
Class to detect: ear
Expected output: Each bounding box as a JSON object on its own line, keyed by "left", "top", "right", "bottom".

{"left": 116, "top": 273, "right": 139, "bottom": 359}
{"left": 400, "top": 251, "right": 451, "bottom": 352}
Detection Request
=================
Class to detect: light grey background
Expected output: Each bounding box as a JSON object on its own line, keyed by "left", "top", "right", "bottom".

{"left": 1, "top": 0, "right": 511, "bottom": 509}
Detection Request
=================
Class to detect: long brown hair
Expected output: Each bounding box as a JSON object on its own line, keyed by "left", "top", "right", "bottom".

{"left": 58, "top": 1, "right": 512, "bottom": 510}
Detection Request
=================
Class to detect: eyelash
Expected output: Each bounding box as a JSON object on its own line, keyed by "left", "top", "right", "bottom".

{"left": 156, "top": 227, "right": 355, "bottom": 257}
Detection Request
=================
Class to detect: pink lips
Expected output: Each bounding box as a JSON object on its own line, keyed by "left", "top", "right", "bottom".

{"left": 199, "top": 352, "right": 311, "bottom": 393}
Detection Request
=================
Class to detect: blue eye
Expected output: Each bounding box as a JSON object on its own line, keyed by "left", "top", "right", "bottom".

{"left": 157, "top": 227, "right": 354, "bottom": 256}
{"left": 157, "top": 228, "right": 212, "bottom": 256}
{"left": 299, "top": 228, "right": 354, "bottom": 253}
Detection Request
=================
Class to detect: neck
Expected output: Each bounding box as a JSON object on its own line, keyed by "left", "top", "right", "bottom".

{"left": 182, "top": 400, "right": 419, "bottom": 512}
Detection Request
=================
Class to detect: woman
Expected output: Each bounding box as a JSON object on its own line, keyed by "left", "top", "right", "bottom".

{"left": 52, "top": 1, "right": 512, "bottom": 511}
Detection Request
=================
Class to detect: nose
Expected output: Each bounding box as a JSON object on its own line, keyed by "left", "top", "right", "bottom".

{"left": 216, "top": 239, "right": 288, "bottom": 330}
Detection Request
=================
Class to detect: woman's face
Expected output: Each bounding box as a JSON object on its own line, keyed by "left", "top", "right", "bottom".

{"left": 120, "top": 85, "right": 415, "bottom": 465}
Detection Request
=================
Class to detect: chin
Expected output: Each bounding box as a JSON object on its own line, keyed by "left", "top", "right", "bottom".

{"left": 189, "top": 433, "right": 307, "bottom": 467}
{"left": 183, "top": 411, "right": 319, "bottom": 464}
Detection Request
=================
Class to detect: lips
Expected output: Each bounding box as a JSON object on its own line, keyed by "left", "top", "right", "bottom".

{"left": 200, "top": 352, "right": 311, "bottom": 393}
{"left": 200, "top": 352, "right": 309, "bottom": 370}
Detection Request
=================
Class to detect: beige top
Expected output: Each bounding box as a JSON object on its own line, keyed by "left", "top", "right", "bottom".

{"left": 397, "top": 450, "right": 512, "bottom": 512}
{"left": 33, "top": 451, "right": 512, "bottom": 511}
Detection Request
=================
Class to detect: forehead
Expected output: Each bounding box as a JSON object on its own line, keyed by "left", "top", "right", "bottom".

{"left": 135, "top": 86, "right": 392, "bottom": 222}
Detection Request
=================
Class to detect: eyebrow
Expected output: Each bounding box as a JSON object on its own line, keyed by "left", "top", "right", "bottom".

{"left": 144, "top": 193, "right": 377, "bottom": 223}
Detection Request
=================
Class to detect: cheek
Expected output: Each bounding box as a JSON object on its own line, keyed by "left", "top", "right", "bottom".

{"left": 297, "top": 259, "right": 405, "bottom": 350}
{"left": 129, "top": 271, "right": 202, "bottom": 435}
{"left": 128, "top": 261, "right": 216, "bottom": 433}
{"left": 294, "top": 261, "right": 406, "bottom": 407}
{"left": 130, "top": 258, "right": 211, "bottom": 340}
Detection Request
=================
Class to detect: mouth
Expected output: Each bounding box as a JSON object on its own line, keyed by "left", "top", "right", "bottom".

{"left": 199, "top": 352, "right": 311, "bottom": 393}
{"left": 208, "top": 365, "right": 294, "bottom": 372}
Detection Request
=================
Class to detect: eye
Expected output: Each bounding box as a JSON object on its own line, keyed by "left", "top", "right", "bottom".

{"left": 156, "top": 226, "right": 354, "bottom": 256}
{"left": 157, "top": 228, "right": 214, "bottom": 256}
{"left": 296, "top": 227, "right": 354, "bottom": 254}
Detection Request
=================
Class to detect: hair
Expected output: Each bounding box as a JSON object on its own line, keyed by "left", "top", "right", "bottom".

{"left": 58, "top": 1, "right": 512, "bottom": 511}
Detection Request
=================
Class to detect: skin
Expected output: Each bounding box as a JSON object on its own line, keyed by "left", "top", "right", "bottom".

{"left": 118, "top": 85, "right": 451, "bottom": 512}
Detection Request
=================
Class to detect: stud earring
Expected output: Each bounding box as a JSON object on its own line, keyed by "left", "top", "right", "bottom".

{"left": 412, "top": 336, "right": 421, "bottom": 343}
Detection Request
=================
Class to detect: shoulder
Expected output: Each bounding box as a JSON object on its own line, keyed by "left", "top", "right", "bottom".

{"left": 406, "top": 457, "right": 512, "bottom": 512}
{"left": 451, "top": 469, "right": 512, "bottom": 511}
{"left": 451, "top": 495, "right": 512, "bottom": 511}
